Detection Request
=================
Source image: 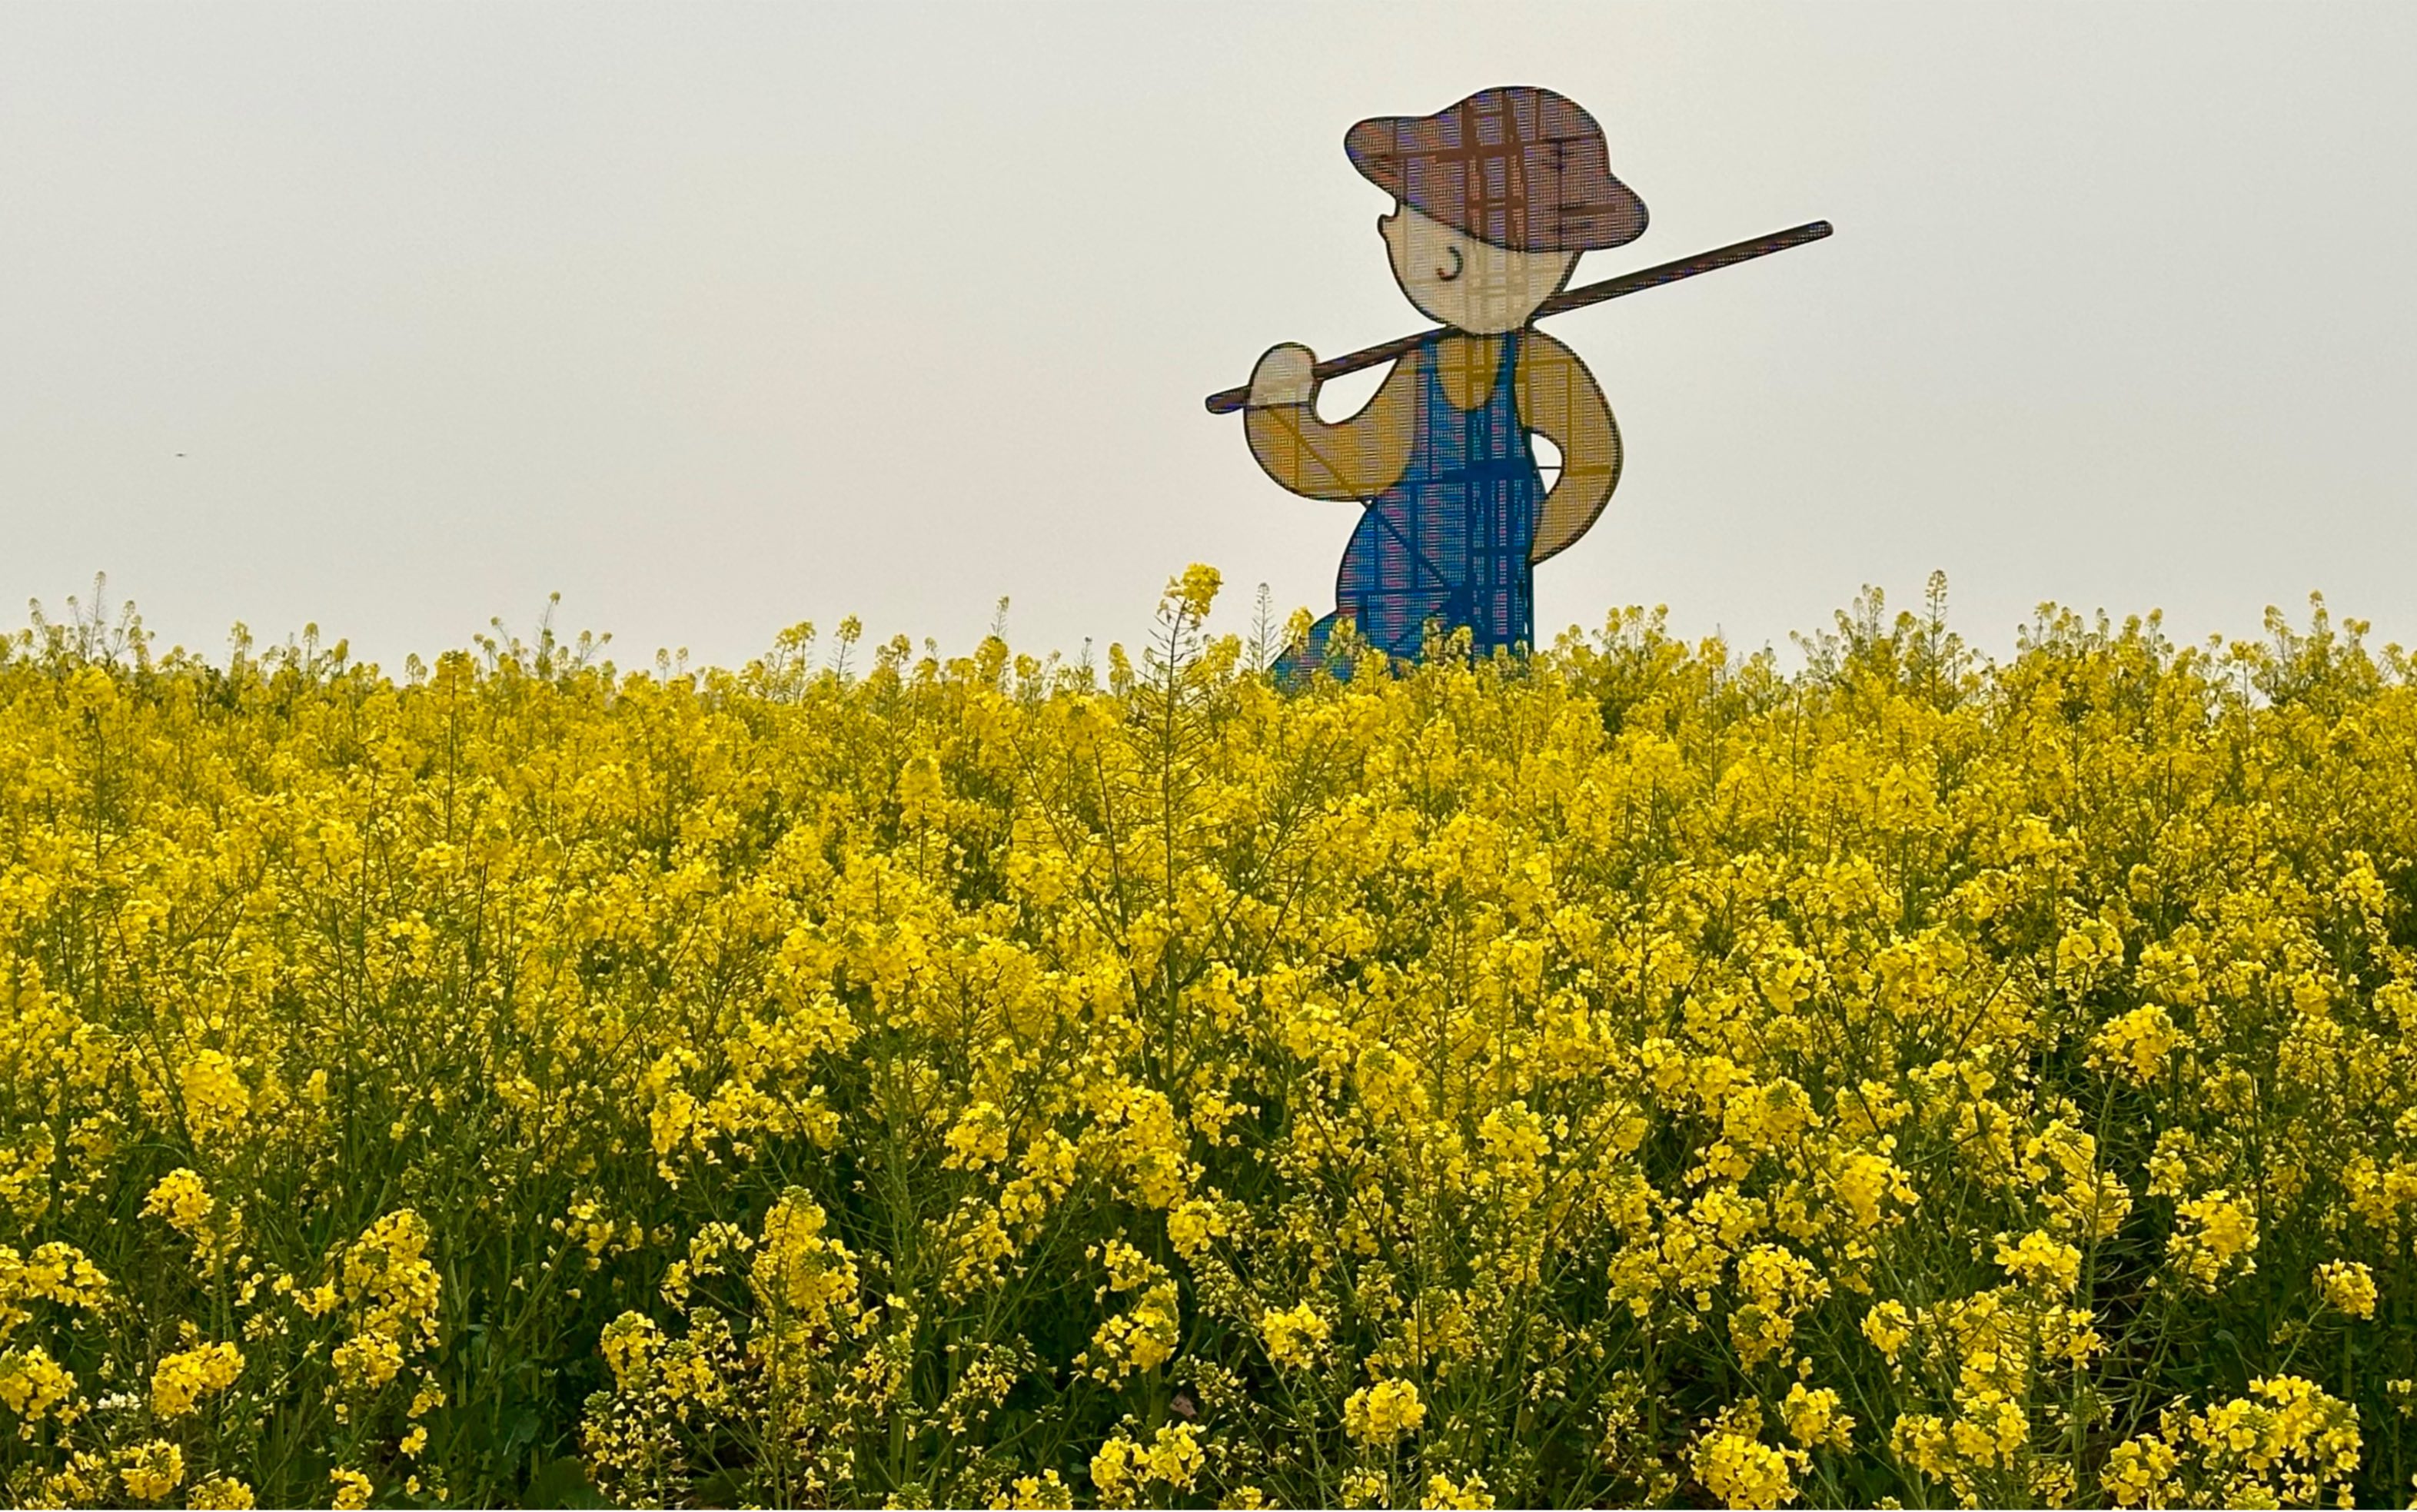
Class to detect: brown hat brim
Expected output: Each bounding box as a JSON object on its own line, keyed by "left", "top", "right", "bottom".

{"left": 1347, "top": 86, "right": 1647, "bottom": 253}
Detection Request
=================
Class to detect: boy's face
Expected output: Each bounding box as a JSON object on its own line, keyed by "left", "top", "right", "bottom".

{"left": 1380, "top": 204, "right": 1579, "bottom": 334}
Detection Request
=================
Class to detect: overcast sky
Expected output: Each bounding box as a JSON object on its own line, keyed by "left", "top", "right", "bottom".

{"left": 5, "top": 3, "right": 2414, "bottom": 669}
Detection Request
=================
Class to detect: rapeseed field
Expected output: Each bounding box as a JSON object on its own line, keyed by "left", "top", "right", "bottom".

{"left": 4, "top": 570, "right": 2415, "bottom": 1508}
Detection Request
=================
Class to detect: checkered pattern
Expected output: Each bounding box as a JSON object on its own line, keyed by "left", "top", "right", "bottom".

{"left": 1282, "top": 333, "right": 1538, "bottom": 680}
{"left": 1346, "top": 86, "right": 1647, "bottom": 253}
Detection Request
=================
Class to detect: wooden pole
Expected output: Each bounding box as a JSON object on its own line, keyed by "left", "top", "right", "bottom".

{"left": 1202, "top": 219, "right": 1832, "bottom": 415}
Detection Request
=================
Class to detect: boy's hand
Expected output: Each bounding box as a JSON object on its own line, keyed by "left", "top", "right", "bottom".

{"left": 1248, "top": 344, "right": 1318, "bottom": 407}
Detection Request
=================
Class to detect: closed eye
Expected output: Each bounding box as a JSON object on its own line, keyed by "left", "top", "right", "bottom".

{"left": 1435, "top": 244, "right": 1464, "bottom": 282}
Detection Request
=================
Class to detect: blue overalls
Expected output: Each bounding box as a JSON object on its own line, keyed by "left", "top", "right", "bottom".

{"left": 1280, "top": 331, "right": 1541, "bottom": 681}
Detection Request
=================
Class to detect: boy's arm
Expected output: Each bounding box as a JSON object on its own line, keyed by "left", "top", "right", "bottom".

{"left": 1518, "top": 332, "right": 1621, "bottom": 563}
{"left": 1243, "top": 346, "right": 1416, "bottom": 501}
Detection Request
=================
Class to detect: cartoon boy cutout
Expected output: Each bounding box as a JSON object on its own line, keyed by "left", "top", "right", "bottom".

{"left": 1244, "top": 87, "right": 1644, "bottom": 674}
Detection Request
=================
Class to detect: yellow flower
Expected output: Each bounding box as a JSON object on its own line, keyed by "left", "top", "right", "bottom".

{"left": 1344, "top": 1377, "right": 1426, "bottom": 1446}
{"left": 1260, "top": 1301, "right": 1330, "bottom": 1370}
{"left": 2316, "top": 1259, "right": 2377, "bottom": 1319}
{"left": 1994, "top": 1231, "right": 2083, "bottom": 1294}
{"left": 343, "top": 1210, "right": 440, "bottom": 1314}
{"left": 1142, "top": 1423, "right": 1204, "bottom": 1492}
{"left": 1830, "top": 1150, "right": 1914, "bottom": 1230}
{"left": 188, "top": 1475, "right": 258, "bottom": 1510}
{"left": 1082, "top": 1281, "right": 1179, "bottom": 1381}
{"left": 599, "top": 1311, "right": 660, "bottom": 1386}
{"left": 1089, "top": 1434, "right": 1142, "bottom": 1503}
{"left": 178, "top": 1048, "right": 254, "bottom": 1144}
{"left": 748, "top": 1188, "right": 859, "bottom": 1327}
{"left": 1730, "top": 1244, "right": 1827, "bottom": 1368}
{"left": 1421, "top": 1470, "right": 1495, "bottom": 1508}
{"left": 2090, "top": 1005, "right": 2186, "bottom": 1085}
{"left": 0, "top": 1242, "right": 111, "bottom": 1320}
{"left": 897, "top": 754, "right": 946, "bottom": 819}
{"left": 2107, "top": 1376, "right": 2364, "bottom": 1505}
{"left": 1166, "top": 1197, "right": 1226, "bottom": 1258}
{"left": 331, "top": 1331, "right": 405, "bottom": 1392}
{"left": 142, "top": 1168, "right": 216, "bottom": 1237}
{"left": 18, "top": 578, "right": 2417, "bottom": 1507}
{"left": 0, "top": 1345, "right": 77, "bottom": 1422}
{"left": 151, "top": 1340, "right": 244, "bottom": 1418}
{"left": 2169, "top": 1190, "right": 2259, "bottom": 1291}
{"left": 330, "top": 1467, "right": 374, "bottom": 1510}
{"left": 1694, "top": 1423, "right": 1804, "bottom": 1508}
{"left": 120, "top": 1440, "right": 185, "bottom": 1502}
{"left": 2102, "top": 1435, "right": 2179, "bottom": 1507}
{"left": 943, "top": 1101, "right": 1011, "bottom": 1171}
{"left": 998, "top": 1468, "right": 1073, "bottom": 1509}
{"left": 1860, "top": 1301, "right": 1912, "bottom": 1361}
{"left": 1172, "top": 563, "right": 1223, "bottom": 620}
{"left": 1780, "top": 1383, "right": 1855, "bottom": 1451}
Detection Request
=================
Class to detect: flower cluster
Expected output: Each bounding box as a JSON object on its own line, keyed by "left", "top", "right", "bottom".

{"left": 2, "top": 577, "right": 2416, "bottom": 1505}
{"left": 151, "top": 1342, "right": 244, "bottom": 1420}
{"left": 2103, "top": 1376, "right": 2362, "bottom": 1507}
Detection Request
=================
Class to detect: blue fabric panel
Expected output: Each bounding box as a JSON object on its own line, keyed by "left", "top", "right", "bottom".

{"left": 1278, "top": 331, "right": 1541, "bottom": 683}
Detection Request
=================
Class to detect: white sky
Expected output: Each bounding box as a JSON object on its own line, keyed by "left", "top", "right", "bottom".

{"left": 5, "top": 3, "right": 2415, "bottom": 668}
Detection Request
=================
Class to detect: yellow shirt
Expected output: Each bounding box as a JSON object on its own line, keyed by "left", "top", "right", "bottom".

{"left": 1243, "top": 330, "right": 1620, "bottom": 564}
